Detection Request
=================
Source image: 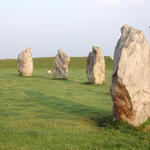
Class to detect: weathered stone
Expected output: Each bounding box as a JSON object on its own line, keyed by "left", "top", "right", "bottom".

{"left": 110, "top": 24, "right": 150, "bottom": 127}
{"left": 86, "top": 46, "right": 105, "bottom": 84}
{"left": 17, "top": 48, "right": 33, "bottom": 76}
{"left": 53, "top": 49, "right": 70, "bottom": 79}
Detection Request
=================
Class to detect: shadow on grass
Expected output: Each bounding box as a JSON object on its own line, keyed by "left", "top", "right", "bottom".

{"left": 82, "top": 82, "right": 93, "bottom": 85}
{"left": 33, "top": 75, "right": 51, "bottom": 80}
{"left": 81, "top": 82, "right": 106, "bottom": 87}
{"left": 94, "top": 115, "right": 150, "bottom": 134}
{"left": 25, "top": 90, "right": 111, "bottom": 127}
{"left": 25, "top": 74, "right": 70, "bottom": 81}
{"left": 9, "top": 73, "right": 19, "bottom": 77}
{"left": 9, "top": 73, "right": 51, "bottom": 80}
{"left": 53, "top": 78, "right": 68, "bottom": 81}
{"left": 25, "top": 90, "right": 150, "bottom": 132}
{"left": 10, "top": 73, "right": 35, "bottom": 79}
{"left": 90, "top": 115, "right": 113, "bottom": 127}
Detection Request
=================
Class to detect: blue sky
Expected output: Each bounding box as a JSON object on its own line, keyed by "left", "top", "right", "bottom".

{"left": 0, "top": 0, "right": 150, "bottom": 58}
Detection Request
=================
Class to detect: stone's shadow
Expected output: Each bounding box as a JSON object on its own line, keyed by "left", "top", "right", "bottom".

{"left": 53, "top": 78, "right": 68, "bottom": 81}
{"left": 92, "top": 115, "right": 140, "bottom": 133}
{"left": 35, "top": 76, "right": 70, "bottom": 81}
{"left": 25, "top": 90, "right": 112, "bottom": 127}
{"left": 10, "top": 73, "right": 34, "bottom": 78}
{"left": 90, "top": 115, "right": 113, "bottom": 127}
{"left": 9, "top": 74, "right": 19, "bottom": 77}
{"left": 9, "top": 74, "right": 55, "bottom": 82}
{"left": 81, "top": 82, "right": 106, "bottom": 86}
{"left": 33, "top": 75, "right": 51, "bottom": 80}
{"left": 82, "top": 82, "right": 93, "bottom": 85}
{"left": 9, "top": 73, "right": 98, "bottom": 85}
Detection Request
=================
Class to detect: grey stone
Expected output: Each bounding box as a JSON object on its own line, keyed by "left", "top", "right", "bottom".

{"left": 110, "top": 25, "right": 150, "bottom": 127}
{"left": 17, "top": 48, "right": 33, "bottom": 76}
{"left": 86, "top": 46, "right": 105, "bottom": 84}
{"left": 53, "top": 49, "right": 70, "bottom": 79}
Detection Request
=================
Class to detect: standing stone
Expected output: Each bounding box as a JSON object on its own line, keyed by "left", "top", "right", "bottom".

{"left": 53, "top": 49, "right": 70, "bottom": 79}
{"left": 17, "top": 48, "right": 33, "bottom": 76}
{"left": 110, "top": 24, "right": 150, "bottom": 127}
{"left": 86, "top": 46, "right": 105, "bottom": 84}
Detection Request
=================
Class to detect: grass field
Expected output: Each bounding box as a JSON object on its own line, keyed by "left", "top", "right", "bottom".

{"left": 0, "top": 57, "right": 150, "bottom": 150}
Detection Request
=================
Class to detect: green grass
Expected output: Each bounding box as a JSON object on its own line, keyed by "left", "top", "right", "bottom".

{"left": 0, "top": 57, "right": 150, "bottom": 150}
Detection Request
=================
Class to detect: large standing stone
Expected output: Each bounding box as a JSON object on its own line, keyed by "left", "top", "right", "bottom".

{"left": 17, "top": 48, "right": 33, "bottom": 76}
{"left": 86, "top": 46, "right": 105, "bottom": 84}
{"left": 53, "top": 49, "right": 70, "bottom": 79}
{"left": 110, "top": 24, "right": 150, "bottom": 127}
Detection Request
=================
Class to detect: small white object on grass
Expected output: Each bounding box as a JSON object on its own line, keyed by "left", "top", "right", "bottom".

{"left": 109, "top": 56, "right": 114, "bottom": 60}
{"left": 48, "top": 69, "right": 52, "bottom": 74}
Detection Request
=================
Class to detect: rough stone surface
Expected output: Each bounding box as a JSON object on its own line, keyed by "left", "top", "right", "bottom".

{"left": 17, "top": 48, "right": 33, "bottom": 76}
{"left": 110, "top": 24, "right": 150, "bottom": 127}
{"left": 53, "top": 49, "right": 70, "bottom": 79}
{"left": 86, "top": 46, "right": 105, "bottom": 84}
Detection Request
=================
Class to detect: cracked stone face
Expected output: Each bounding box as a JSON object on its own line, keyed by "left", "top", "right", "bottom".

{"left": 110, "top": 24, "right": 150, "bottom": 127}
{"left": 86, "top": 46, "right": 105, "bottom": 85}
{"left": 17, "top": 48, "right": 33, "bottom": 76}
{"left": 53, "top": 49, "right": 70, "bottom": 79}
